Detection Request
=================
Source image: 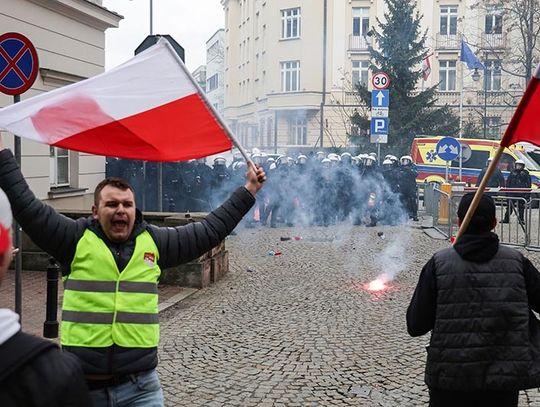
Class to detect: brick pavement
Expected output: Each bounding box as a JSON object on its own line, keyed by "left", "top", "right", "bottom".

{"left": 0, "top": 268, "right": 187, "bottom": 338}
{"left": 158, "top": 224, "right": 540, "bottom": 406}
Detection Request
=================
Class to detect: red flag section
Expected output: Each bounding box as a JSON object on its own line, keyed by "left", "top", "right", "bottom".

{"left": 501, "top": 65, "right": 540, "bottom": 148}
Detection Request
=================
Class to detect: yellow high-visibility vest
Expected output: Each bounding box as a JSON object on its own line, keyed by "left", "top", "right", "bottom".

{"left": 61, "top": 229, "right": 160, "bottom": 348}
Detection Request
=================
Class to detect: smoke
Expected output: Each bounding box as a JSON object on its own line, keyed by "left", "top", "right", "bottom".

{"left": 373, "top": 228, "right": 412, "bottom": 283}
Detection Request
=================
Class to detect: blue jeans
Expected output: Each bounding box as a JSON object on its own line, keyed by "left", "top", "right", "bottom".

{"left": 90, "top": 369, "right": 164, "bottom": 407}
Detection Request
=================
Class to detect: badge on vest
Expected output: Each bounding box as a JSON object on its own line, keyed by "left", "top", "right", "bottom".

{"left": 144, "top": 252, "right": 155, "bottom": 267}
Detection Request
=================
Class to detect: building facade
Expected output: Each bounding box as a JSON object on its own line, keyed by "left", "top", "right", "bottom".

{"left": 0, "top": 0, "right": 121, "bottom": 209}
{"left": 221, "top": 0, "right": 527, "bottom": 152}
{"left": 206, "top": 29, "right": 225, "bottom": 118}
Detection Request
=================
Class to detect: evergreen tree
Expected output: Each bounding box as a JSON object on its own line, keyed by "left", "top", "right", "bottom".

{"left": 351, "top": 0, "right": 459, "bottom": 155}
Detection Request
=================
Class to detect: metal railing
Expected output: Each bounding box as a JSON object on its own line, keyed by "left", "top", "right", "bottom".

{"left": 349, "top": 35, "right": 372, "bottom": 51}
{"left": 423, "top": 186, "right": 537, "bottom": 248}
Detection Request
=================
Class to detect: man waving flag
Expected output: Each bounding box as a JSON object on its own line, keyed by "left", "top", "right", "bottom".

{"left": 0, "top": 38, "right": 235, "bottom": 162}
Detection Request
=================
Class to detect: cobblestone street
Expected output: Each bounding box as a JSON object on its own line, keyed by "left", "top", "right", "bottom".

{"left": 157, "top": 223, "right": 540, "bottom": 406}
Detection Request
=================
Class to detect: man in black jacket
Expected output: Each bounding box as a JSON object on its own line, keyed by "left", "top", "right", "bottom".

{"left": 407, "top": 192, "right": 540, "bottom": 407}
{"left": 0, "top": 139, "right": 266, "bottom": 407}
{"left": 0, "top": 188, "right": 92, "bottom": 407}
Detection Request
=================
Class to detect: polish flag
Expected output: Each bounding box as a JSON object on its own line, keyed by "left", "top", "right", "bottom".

{"left": 0, "top": 38, "right": 233, "bottom": 161}
{"left": 500, "top": 64, "right": 540, "bottom": 148}
{"left": 421, "top": 55, "right": 431, "bottom": 81}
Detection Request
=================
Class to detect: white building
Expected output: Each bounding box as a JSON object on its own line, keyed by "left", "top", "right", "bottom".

{"left": 192, "top": 65, "right": 207, "bottom": 92}
{"left": 206, "top": 29, "right": 225, "bottom": 118}
{"left": 221, "top": 0, "right": 525, "bottom": 152}
{"left": 0, "top": 0, "right": 121, "bottom": 209}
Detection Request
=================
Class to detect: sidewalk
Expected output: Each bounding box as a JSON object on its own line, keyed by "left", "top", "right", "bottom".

{"left": 0, "top": 269, "right": 196, "bottom": 338}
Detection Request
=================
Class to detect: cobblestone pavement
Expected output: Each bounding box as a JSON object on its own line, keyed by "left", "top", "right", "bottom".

{"left": 156, "top": 223, "right": 540, "bottom": 406}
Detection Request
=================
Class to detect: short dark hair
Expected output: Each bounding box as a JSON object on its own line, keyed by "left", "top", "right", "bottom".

{"left": 94, "top": 177, "right": 135, "bottom": 206}
{"left": 457, "top": 193, "right": 496, "bottom": 234}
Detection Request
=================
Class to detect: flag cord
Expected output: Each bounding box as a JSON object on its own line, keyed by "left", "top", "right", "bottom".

{"left": 159, "top": 39, "right": 253, "bottom": 165}
{"left": 454, "top": 144, "right": 504, "bottom": 243}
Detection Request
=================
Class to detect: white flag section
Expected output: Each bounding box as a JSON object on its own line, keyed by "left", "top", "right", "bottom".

{"left": 0, "top": 38, "right": 233, "bottom": 161}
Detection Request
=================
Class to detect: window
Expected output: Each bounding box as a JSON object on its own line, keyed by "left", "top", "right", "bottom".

{"left": 352, "top": 8, "right": 369, "bottom": 36}
{"left": 267, "top": 117, "right": 273, "bottom": 147}
{"left": 485, "top": 116, "right": 501, "bottom": 139}
{"left": 485, "top": 10, "right": 503, "bottom": 34}
{"left": 453, "top": 149, "right": 489, "bottom": 169}
{"left": 207, "top": 74, "right": 219, "bottom": 91}
{"left": 281, "top": 8, "right": 300, "bottom": 39}
{"left": 440, "top": 6, "right": 458, "bottom": 35}
{"left": 439, "top": 60, "right": 457, "bottom": 91}
{"left": 281, "top": 61, "right": 300, "bottom": 92}
{"left": 50, "top": 147, "right": 69, "bottom": 187}
{"left": 352, "top": 60, "right": 369, "bottom": 87}
{"left": 289, "top": 117, "right": 307, "bottom": 145}
{"left": 485, "top": 60, "right": 502, "bottom": 91}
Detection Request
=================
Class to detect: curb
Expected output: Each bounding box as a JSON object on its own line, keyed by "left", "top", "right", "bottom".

{"left": 158, "top": 288, "right": 199, "bottom": 313}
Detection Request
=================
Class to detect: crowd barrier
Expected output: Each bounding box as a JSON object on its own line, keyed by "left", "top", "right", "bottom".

{"left": 422, "top": 184, "right": 538, "bottom": 249}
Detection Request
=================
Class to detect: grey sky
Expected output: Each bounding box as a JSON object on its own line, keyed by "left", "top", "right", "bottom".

{"left": 102, "top": 0, "right": 224, "bottom": 71}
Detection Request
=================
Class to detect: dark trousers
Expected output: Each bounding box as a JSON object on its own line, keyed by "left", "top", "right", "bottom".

{"left": 503, "top": 198, "right": 525, "bottom": 223}
{"left": 429, "top": 388, "right": 518, "bottom": 407}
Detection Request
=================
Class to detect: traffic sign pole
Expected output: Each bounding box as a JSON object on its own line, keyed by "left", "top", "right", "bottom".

{"left": 13, "top": 94, "right": 22, "bottom": 319}
{"left": 0, "top": 32, "right": 39, "bottom": 321}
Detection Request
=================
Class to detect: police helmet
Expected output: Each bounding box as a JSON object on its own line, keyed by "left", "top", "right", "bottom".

{"left": 400, "top": 155, "right": 413, "bottom": 166}
{"left": 251, "top": 153, "right": 262, "bottom": 165}
{"left": 277, "top": 155, "right": 289, "bottom": 166}
{"left": 297, "top": 154, "right": 308, "bottom": 165}
{"left": 233, "top": 161, "right": 247, "bottom": 170}
{"left": 321, "top": 158, "right": 331, "bottom": 168}
{"left": 214, "top": 157, "right": 226, "bottom": 166}
{"left": 365, "top": 156, "right": 376, "bottom": 166}
{"left": 515, "top": 159, "right": 525, "bottom": 170}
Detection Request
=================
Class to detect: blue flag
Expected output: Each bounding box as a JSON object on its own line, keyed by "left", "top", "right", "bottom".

{"left": 460, "top": 41, "right": 485, "bottom": 70}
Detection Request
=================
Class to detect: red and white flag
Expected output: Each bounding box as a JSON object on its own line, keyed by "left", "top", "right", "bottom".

{"left": 501, "top": 64, "right": 540, "bottom": 148}
{"left": 422, "top": 56, "right": 431, "bottom": 81}
{"left": 0, "top": 39, "right": 233, "bottom": 161}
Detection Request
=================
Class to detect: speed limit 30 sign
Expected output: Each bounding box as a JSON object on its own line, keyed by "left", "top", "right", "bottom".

{"left": 372, "top": 72, "right": 390, "bottom": 90}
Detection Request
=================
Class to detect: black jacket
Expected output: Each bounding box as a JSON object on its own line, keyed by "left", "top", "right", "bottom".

{"left": 0, "top": 149, "right": 255, "bottom": 375}
{"left": 407, "top": 233, "right": 540, "bottom": 391}
{"left": 0, "top": 331, "right": 91, "bottom": 407}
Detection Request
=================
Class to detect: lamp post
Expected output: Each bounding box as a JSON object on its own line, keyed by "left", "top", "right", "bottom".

{"left": 471, "top": 67, "right": 489, "bottom": 139}
{"left": 150, "top": 0, "right": 153, "bottom": 35}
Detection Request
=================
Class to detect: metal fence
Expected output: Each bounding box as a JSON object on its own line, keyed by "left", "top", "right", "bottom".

{"left": 423, "top": 186, "right": 539, "bottom": 248}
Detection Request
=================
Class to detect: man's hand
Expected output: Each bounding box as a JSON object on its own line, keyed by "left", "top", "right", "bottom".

{"left": 244, "top": 161, "right": 266, "bottom": 197}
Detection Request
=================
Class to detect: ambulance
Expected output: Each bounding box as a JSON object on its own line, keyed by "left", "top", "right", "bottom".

{"left": 410, "top": 136, "right": 540, "bottom": 187}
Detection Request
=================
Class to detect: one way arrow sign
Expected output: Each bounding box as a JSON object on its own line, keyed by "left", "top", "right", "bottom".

{"left": 371, "top": 89, "right": 389, "bottom": 108}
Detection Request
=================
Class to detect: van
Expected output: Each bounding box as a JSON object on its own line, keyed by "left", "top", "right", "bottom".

{"left": 410, "top": 136, "right": 540, "bottom": 187}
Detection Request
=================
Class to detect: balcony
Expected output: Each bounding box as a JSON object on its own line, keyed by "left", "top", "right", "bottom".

{"left": 349, "top": 35, "right": 372, "bottom": 52}
{"left": 481, "top": 33, "right": 506, "bottom": 50}
{"left": 436, "top": 33, "right": 461, "bottom": 50}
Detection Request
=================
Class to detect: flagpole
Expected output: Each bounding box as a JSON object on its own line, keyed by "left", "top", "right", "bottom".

{"left": 459, "top": 52, "right": 464, "bottom": 182}
{"left": 454, "top": 144, "right": 504, "bottom": 243}
{"left": 159, "top": 39, "right": 253, "bottom": 165}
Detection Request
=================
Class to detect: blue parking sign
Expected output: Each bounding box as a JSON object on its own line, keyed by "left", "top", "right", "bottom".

{"left": 370, "top": 117, "right": 389, "bottom": 135}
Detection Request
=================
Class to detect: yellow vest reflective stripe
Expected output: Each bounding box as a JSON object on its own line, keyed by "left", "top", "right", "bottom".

{"left": 61, "top": 229, "right": 161, "bottom": 348}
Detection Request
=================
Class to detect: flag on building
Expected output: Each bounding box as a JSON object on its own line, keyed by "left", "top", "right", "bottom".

{"left": 500, "top": 63, "right": 540, "bottom": 148}
{"left": 0, "top": 39, "right": 233, "bottom": 162}
{"left": 421, "top": 55, "right": 431, "bottom": 81}
{"left": 460, "top": 40, "right": 485, "bottom": 70}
